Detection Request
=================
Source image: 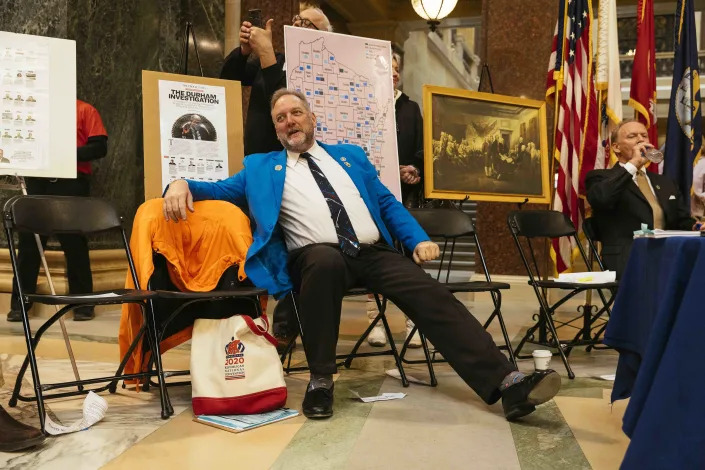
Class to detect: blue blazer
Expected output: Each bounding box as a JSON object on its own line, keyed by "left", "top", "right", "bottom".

{"left": 186, "top": 141, "right": 429, "bottom": 297}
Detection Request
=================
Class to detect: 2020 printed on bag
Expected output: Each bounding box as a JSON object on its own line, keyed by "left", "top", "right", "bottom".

{"left": 190, "top": 313, "right": 287, "bottom": 415}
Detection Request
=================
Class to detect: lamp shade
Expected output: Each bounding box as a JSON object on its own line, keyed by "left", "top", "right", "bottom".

{"left": 411, "top": 0, "right": 459, "bottom": 21}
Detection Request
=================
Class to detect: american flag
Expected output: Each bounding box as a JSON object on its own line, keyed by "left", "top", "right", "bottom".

{"left": 547, "top": 0, "right": 600, "bottom": 274}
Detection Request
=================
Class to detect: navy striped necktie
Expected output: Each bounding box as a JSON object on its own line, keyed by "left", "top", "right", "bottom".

{"left": 300, "top": 152, "right": 360, "bottom": 257}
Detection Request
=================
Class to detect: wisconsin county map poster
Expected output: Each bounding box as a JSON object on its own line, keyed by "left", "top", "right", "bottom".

{"left": 284, "top": 26, "right": 400, "bottom": 200}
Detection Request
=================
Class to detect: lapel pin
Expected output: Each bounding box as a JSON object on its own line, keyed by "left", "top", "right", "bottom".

{"left": 340, "top": 157, "right": 347, "bottom": 162}
{"left": 656, "top": 185, "right": 660, "bottom": 190}
{"left": 274, "top": 164, "right": 282, "bottom": 171}
{"left": 344, "top": 162, "right": 351, "bottom": 167}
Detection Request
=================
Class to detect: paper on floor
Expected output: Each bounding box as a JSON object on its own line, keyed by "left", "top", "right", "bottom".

{"left": 385, "top": 368, "right": 430, "bottom": 386}
{"left": 557, "top": 271, "right": 616, "bottom": 284}
{"left": 350, "top": 390, "right": 406, "bottom": 403}
{"left": 44, "top": 391, "right": 108, "bottom": 435}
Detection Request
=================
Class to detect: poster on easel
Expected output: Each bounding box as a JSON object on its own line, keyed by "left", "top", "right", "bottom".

{"left": 142, "top": 71, "right": 243, "bottom": 200}
{"left": 0, "top": 31, "right": 76, "bottom": 178}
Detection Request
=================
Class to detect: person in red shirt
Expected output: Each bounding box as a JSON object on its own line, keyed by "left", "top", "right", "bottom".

{"left": 7, "top": 100, "right": 108, "bottom": 322}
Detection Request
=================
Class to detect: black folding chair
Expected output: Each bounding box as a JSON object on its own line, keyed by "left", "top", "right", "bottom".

{"left": 398, "top": 208, "right": 516, "bottom": 387}
{"left": 507, "top": 210, "right": 618, "bottom": 378}
{"left": 280, "top": 289, "right": 410, "bottom": 387}
{"left": 2, "top": 195, "right": 158, "bottom": 430}
{"left": 125, "top": 252, "right": 268, "bottom": 419}
{"left": 582, "top": 217, "right": 617, "bottom": 351}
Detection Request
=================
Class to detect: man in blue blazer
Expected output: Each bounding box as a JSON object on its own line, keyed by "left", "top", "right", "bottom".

{"left": 163, "top": 89, "right": 561, "bottom": 420}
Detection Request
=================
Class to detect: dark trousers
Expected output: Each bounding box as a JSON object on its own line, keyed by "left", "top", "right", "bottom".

{"left": 288, "top": 243, "right": 515, "bottom": 405}
{"left": 10, "top": 176, "right": 93, "bottom": 310}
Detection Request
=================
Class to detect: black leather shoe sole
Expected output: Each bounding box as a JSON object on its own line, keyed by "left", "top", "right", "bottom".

{"left": 303, "top": 407, "right": 333, "bottom": 419}
{"left": 503, "top": 370, "right": 561, "bottom": 421}
{"left": 0, "top": 434, "right": 45, "bottom": 452}
{"left": 527, "top": 371, "right": 562, "bottom": 406}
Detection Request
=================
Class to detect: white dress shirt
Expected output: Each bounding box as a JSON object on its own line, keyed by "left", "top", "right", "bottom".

{"left": 620, "top": 162, "right": 656, "bottom": 197}
{"left": 278, "top": 141, "right": 380, "bottom": 251}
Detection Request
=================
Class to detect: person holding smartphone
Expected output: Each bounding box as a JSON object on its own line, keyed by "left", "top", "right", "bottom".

{"left": 220, "top": 7, "right": 333, "bottom": 347}
{"left": 220, "top": 7, "right": 332, "bottom": 156}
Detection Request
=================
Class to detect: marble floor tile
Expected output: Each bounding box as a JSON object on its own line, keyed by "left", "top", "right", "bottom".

{"left": 346, "top": 369, "right": 521, "bottom": 470}
{"left": 554, "top": 389, "right": 630, "bottom": 470}
{"left": 0, "top": 354, "right": 189, "bottom": 470}
{"left": 104, "top": 373, "right": 312, "bottom": 470}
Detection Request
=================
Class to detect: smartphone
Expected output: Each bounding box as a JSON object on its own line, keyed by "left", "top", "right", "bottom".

{"left": 248, "top": 9, "right": 263, "bottom": 28}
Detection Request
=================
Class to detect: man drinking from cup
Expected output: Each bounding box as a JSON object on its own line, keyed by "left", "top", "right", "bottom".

{"left": 585, "top": 119, "right": 701, "bottom": 277}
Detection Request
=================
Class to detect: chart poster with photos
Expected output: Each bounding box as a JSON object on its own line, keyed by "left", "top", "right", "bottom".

{"left": 157, "top": 79, "right": 228, "bottom": 186}
{"left": 0, "top": 32, "right": 76, "bottom": 178}
{"left": 142, "top": 70, "right": 243, "bottom": 200}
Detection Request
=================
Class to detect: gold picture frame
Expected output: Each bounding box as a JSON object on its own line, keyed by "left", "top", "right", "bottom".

{"left": 423, "top": 85, "right": 550, "bottom": 203}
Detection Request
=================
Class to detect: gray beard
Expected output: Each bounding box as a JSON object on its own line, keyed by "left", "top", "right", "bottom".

{"left": 280, "top": 133, "right": 315, "bottom": 154}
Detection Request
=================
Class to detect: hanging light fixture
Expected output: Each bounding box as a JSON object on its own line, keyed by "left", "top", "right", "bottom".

{"left": 411, "top": 0, "right": 459, "bottom": 32}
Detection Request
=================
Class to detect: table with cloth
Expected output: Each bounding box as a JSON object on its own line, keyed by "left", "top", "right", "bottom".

{"left": 604, "top": 237, "right": 705, "bottom": 469}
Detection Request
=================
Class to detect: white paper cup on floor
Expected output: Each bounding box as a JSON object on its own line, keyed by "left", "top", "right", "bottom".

{"left": 532, "top": 350, "right": 552, "bottom": 371}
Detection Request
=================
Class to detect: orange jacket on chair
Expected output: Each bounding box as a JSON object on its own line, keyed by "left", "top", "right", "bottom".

{"left": 118, "top": 198, "right": 254, "bottom": 381}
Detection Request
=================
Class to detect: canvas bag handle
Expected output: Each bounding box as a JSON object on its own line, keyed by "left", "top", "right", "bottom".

{"left": 241, "top": 313, "right": 278, "bottom": 347}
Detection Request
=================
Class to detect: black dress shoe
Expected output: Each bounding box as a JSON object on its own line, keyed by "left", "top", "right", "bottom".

{"left": 502, "top": 369, "right": 561, "bottom": 421}
{"left": 73, "top": 307, "right": 95, "bottom": 321}
{"left": 6, "top": 309, "right": 22, "bottom": 322}
{"left": 0, "top": 405, "right": 45, "bottom": 452}
{"left": 302, "top": 384, "right": 334, "bottom": 419}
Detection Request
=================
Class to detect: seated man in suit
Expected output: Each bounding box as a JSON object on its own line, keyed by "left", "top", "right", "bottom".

{"left": 163, "top": 89, "right": 561, "bottom": 421}
{"left": 586, "top": 119, "right": 698, "bottom": 277}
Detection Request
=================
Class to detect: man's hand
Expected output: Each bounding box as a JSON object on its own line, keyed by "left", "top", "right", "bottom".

{"left": 250, "top": 19, "right": 276, "bottom": 68}
{"left": 413, "top": 241, "right": 440, "bottom": 264}
{"left": 163, "top": 179, "right": 194, "bottom": 222}
{"left": 627, "top": 142, "right": 652, "bottom": 170}
{"left": 239, "top": 21, "right": 253, "bottom": 55}
{"left": 400, "top": 165, "right": 420, "bottom": 184}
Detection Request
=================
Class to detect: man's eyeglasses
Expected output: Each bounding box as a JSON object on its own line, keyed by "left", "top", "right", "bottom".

{"left": 292, "top": 15, "right": 319, "bottom": 30}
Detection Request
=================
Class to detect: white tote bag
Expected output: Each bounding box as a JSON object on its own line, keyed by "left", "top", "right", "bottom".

{"left": 190, "top": 313, "right": 287, "bottom": 415}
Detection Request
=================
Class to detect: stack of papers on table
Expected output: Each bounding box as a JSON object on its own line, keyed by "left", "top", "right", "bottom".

{"left": 634, "top": 223, "right": 701, "bottom": 238}
{"left": 557, "top": 271, "right": 616, "bottom": 284}
{"left": 194, "top": 408, "right": 299, "bottom": 433}
{"left": 647, "top": 230, "right": 701, "bottom": 238}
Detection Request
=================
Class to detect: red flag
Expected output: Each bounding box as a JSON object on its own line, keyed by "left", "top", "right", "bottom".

{"left": 549, "top": 0, "right": 600, "bottom": 274}
{"left": 629, "top": 0, "right": 659, "bottom": 172}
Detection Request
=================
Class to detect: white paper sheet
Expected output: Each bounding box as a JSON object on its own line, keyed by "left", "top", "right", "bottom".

{"left": 44, "top": 391, "right": 108, "bottom": 435}
{"left": 557, "top": 271, "right": 616, "bottom": 284}
{"left": 385, "top": 368, "right": 430, "bottom": 386}
{"left": 350, "top": 390, "right": 406, "bottom": 403}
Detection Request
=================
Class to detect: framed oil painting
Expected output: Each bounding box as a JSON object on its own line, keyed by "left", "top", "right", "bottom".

{"left": 423, "top": 85, "right": 550, "bottom": 203}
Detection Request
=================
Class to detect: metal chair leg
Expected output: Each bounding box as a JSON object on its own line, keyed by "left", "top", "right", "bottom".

{"left": 145, "top": 300, "right": 171, "bottom": 419}
{"left": 538, "top": 306, "right": 575, "bottom": 379}
{"left": 15, "top": 304, "right": 47, "bottom": 431}
{"left": 417, "top": 331, "right": 438, "bottom": 387}
{"left": 376, "top": 299, "right": 409, "bottom": 388}
{"left": 109, "top": 323, "right": 147, "bottom": 393}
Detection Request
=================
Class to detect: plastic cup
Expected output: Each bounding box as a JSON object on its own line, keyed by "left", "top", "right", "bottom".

{"left": 532, "top": 350, "right": 552, "bottom": 371}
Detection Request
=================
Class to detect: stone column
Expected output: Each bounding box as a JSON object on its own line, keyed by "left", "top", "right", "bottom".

{"left": 476, "top": 0, "right": 558, "bottom": 275}
{"left": 224, "top": 0, "right": 242, "bottom": 56}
